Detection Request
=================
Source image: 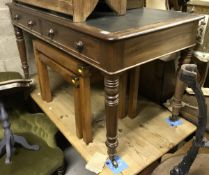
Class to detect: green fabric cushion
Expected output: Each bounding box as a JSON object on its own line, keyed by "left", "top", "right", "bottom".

{"left": 0, "top": 109, "right": 64, "bottom": 175}
{"left": 8, "top": 111, "right": 58, "bottom": 148}
{"left": 0, "top": 133, "right": 63, "bottom": 175}
{"left": 0, "top": 72, "right": 22, "bottom": 82}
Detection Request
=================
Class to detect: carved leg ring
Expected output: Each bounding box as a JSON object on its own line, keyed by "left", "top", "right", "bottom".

{"left": 104, "top": 75, "right": 119, "bottom": 167}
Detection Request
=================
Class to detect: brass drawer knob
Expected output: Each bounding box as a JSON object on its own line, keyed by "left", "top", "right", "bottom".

{"left": 71, "top": 76, "right": 79, "bottom": 88}
{"left": 14, "top": 14, "right": 20, "bottom": 20}
{"left": 48, "top": 28, "right": 55, "bottom": 39}
{"left": 75, "top": 41, "right": 84, "bottom": 52}
{"left": 28, "top": 20, "right": 34, "bottom": 28}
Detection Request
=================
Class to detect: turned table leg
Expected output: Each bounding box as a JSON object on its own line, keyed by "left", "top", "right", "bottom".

{"left": 171, "top": 48, "right": 193, "bottom": 121}
{"left": 104, "top": 75, "right": 119, "bottom": 167}
{"left": 14, "top": 26, "right": 29, "bottom": 79}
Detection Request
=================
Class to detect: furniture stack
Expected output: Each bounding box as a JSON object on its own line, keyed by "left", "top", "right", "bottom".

{"left": 7, "top": 0, "right": 204, "bottom": 173}
{"left": 11, "top": 0, "right": 145, "bottom": 144}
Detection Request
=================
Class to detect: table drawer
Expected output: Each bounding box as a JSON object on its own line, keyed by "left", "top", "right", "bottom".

{"left": 41, "top": 20, "right": 101, "bottom": 63}
{"left": 10, "top": 6, "right": 102, "bottom": 64}
{"left": 11, "top": 8, "right": 40, "bottom": 33}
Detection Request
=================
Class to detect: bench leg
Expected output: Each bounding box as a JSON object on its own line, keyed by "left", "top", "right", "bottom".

{"left": 73, "top": 82, "right": 83, "bottom": 139}
{"left": 118, "top": 73, "right": 128, "bottom": 118}
{"left": 79, "top": 76, "right": 92, "bottom": 144}
{"left": 34, "top": 49, "right": 52, "bottom": 102}
{"left": 14, "top": 26, "right": 29, "bottom": 79}
{"left": 128, "top": 67, "right": 140, "bottom": 119}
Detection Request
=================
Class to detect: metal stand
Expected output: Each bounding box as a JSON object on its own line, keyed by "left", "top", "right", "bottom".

{"left": 0, "top": 102, "right": 39, "bottom": 164}
{"left": 152, "top": 64, "right": 209, "bottom": 175}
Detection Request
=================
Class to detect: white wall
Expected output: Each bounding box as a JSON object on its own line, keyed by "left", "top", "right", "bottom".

{"left": 0, "top": 0, "right": 23, "bottom": 74}
{"left": 0, "top": 0, "right": 37, "bottom": 76}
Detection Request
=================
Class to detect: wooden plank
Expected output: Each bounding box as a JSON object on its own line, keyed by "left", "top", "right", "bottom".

{"left": 127, "top": 0, "right": 144, "bottom": 9}
{"left": 30, "top": 74, "right": 196, "bottom": 175}
{"left": 79, "top": 75, "right": 92, "bottom": 144}
{"left": 34, "top": 49, "right": 52, "bottom": 102}
{"left": 15, "top": 0, "right": 99, "bottom": 22}
{"left": 15, "top": 0, "right": 73, "bottom": 15}
{"left": 105, "top": 0, "right": 127, "bottom": 15}
{"left": 73, "top": 0, "right": 99, "bottom": 22}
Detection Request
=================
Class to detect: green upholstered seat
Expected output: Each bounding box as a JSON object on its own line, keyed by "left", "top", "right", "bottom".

{"left": 0, "top": 71, "right": 64, "bottom": 175}
{"left": 0, "top": 72, "right": 22, "bottom": 83}
{"left": 0, "top": 110, "right": 64, "bottom": 175}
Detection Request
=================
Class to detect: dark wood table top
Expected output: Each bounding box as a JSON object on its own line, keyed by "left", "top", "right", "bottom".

{"left": 9, "top": 3, "right": 203, "bottom": 40}
{"left": 84, "top": 8, "right": 203, "bottom": 39}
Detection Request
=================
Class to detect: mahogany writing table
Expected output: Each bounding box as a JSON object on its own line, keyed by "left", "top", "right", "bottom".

{"left": 8, "top": 2, "right": 203, "bottom": 165}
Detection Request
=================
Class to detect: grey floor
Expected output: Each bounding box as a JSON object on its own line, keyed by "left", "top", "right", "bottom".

{"left": 64, "top": 146, "right": 95, "bottom": 175}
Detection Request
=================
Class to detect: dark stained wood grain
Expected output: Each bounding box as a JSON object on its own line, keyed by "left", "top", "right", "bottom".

{"left": 9, "top": 4, "right": 203, "bottom": 75}
{"left": 14, "top": 26, "right": 29, "bottom": 78}
{"left": 104, "top": 75, "right": 119, "bottom": 162}
{"left": 123, "top": 22, "right": 198, "bottom": 69}
{"left": 9, "top": 4, "right": 203, "bottom": 40}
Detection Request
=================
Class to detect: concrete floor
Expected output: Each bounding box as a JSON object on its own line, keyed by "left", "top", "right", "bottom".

{"left": 64, "top": 146, "right": 95, "bottom": 175}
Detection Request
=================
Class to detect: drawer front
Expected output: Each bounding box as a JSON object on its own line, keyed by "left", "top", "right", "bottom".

{"left": 41, "top": 20, "right": 101, "bottom": 63}
{"left": 11, "top": 7, "right": 102, "bottom": 64}
{"left": 11, "top": 8, "right": 40, "bottom": 33}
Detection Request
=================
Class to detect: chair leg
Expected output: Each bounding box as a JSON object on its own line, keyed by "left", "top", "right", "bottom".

{"left": 52, "top": 163, "right": 66, "bottom": 175}
{"left": 34, "top": 50, "right": 52, "bottom": 102}
{"left": 118, "top": 73, "right": 128, "bottom": 118}
{"left": 79, "top": 76, "right": 92, "bottom": 144}
{"left": 13, "top": 135, "right": 39, "bottom": 150}
{"left": 128, "top": 67, "right": 140, "bottom": 119}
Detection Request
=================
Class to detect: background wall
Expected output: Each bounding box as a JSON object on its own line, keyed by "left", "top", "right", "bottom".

{"left": 0, "top": 0, "right": 22, "bottom": 74}
{"left": 0, "top": 0, "right": 36, "bottom": 76}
